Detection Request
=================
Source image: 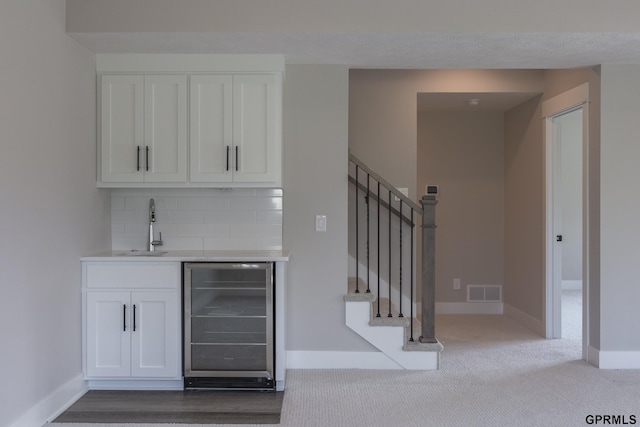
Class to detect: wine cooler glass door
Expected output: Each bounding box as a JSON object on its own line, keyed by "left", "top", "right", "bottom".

{"left": 184, "top": 263, "right": 274, "bottom": 383}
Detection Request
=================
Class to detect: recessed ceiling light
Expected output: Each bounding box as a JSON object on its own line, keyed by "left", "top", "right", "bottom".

{"left": 468, "top": 98, "right": 480, "bottom": 106}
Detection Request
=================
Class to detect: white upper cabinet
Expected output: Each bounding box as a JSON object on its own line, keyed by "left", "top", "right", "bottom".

{"left": 190, "top": 74, "right": 282, "bottom": 186}
{"left": 144, "top": 76, "right": 188, "bottom": 182}
{"left": 100, "top": 75, "right": 187, "bottom": 183}
{"left": 97, "top": 54, "right": 284, "bottom": 188}
{"left": 100, "top": 75, "right": 144, "bottom": 183}
{"left": 190, "top": 75, "right": 233, "bottom": 183}
{"left": 233, "top": 74, "right": 281, "bottom": 185}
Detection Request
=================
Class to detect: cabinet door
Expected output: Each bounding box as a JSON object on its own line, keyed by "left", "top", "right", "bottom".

{"left": 233, "top": 74, "right": 282, "bottom": 185}
{"left": 144, "top": 75, "right": 188, "bottom": 182}
{"left": 100, "top": 75, "right": 144, "bottom": 183}
{"left": 130, "top": 291, "right": 180, "bottom": 378}
{"left": 189, "top": 75, "right": 233, "bottom": 182}
{"left": 86, "top": 291, "right": 131, "bottom": 378}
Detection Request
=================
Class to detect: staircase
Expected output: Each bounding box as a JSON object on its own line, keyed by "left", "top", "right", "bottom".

{"left": 347, "top": 153, "right": 442, "bottom": 370}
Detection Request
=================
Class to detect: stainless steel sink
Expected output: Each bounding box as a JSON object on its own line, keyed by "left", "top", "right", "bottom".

{"left": 116, "top": 250, "right": 168, "bottom": 257}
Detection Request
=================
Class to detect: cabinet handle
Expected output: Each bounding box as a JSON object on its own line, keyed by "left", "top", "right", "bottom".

{"left": 226, "top": 146, "right": 230, "bottom": 171}
{"left": 133, "top": 304, "right": 137, "bottom": 332}
{"left": 145, "top": 146, "right": 150, "bottom": 172}
{"left": 136, "top": 146, "right": 141, "bottom": 171}
{"left": 235, "top": 146, "right": 239, "bottom": 172}
{"left": 123, "top": 304, "right": 127, "bottom": 331}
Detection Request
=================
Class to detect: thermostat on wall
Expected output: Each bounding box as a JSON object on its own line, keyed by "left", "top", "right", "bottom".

{"left": 426, "top": 185, "right": 439, "bottom": 196}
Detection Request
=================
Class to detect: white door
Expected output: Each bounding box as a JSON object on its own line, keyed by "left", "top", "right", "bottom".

{"left": 550, "top": 108, "right": 583, "bottom": 339}
{"left": 86, "top": 291, "right": 131, "bottom": 378}
{"left": 100, "top": 75, "right": 144, "bottom": 182}
{"left": 130, "top": 291, "right": 180, "bottom": 378}
{"left": 189, "top": 75, "right": 233, "bottom": 182}
{"left": 543, "top": 83, "right": 589, "bottom": 360}
{"left": 233, "top": 74, "right": 281, "bottom": 184}
{"left": 143, "top": 75, "right": 188, "bottom": 182}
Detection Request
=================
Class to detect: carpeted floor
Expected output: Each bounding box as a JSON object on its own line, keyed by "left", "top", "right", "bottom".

{"left": 48, "top": 290, "right": 640, "bottom": 427}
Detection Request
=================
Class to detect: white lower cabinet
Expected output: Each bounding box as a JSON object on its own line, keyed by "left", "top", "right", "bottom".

{"left": 86, "top": 290, "right": 179, "bottom": 378}
{"left": 83, "top": 262, "right": 182, "bottom": 387}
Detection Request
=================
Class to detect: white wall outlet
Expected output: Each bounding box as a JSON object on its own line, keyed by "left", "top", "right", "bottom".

{"left": 453, "top": 278, "right": 461, "bottom": 290}
{"left": 315, "top": 215, "right": 327, "bottom": 232}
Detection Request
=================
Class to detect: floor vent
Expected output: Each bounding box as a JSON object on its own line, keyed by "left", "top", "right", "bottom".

{"left": 467, "top": 285, "right": 502, "bottom": 302}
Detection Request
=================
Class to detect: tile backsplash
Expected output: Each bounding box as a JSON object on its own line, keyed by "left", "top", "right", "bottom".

{"left": 111, "top": 188, "right": 283, "bottom": 251}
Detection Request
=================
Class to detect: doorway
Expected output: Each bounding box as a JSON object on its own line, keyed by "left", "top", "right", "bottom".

{"left": 543, "top": 83, "right": 589, "bottom": 359}
{"left": 550, "top": 108, "right": 583, "bottom": 340}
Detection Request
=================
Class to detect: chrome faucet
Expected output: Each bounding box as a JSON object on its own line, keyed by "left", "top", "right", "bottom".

{"left": 148, "top": 198, "right": 163, "bottom": 252}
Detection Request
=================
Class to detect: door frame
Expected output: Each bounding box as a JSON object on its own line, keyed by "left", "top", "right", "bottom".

{"left": 542, "top": 83, "right": 590, "bottom": 360}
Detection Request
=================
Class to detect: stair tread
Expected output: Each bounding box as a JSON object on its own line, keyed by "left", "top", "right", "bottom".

{"left": 347, "top": 278, "right": 440, "bottom": 352}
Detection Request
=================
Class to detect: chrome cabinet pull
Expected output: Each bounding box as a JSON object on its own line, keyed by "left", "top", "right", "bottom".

{"left": 133, "top": 304, "right": 137, "bottom": 332}
{"left": 235, "top": 146, "right": 239, "bottom": 171}
{"left": 136, "top": 146, "right": 141, "bottom": 171}
{"left": 123, "top": 304, "right": 127, "bottom": 331}
{"left": 226, "top": 146, "right": 230, "bottom": 171}
{"left": 145, "top": 146, "right": 150, "bottom": 171}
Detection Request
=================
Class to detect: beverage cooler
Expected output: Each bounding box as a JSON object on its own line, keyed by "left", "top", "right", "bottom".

{"left": 183, "top": 262, "right": 275, "bottom": 389}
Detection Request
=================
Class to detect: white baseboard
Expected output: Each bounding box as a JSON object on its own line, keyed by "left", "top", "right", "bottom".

{"left": 587, "top": 345, "right": 600, "bottom": 367}
{"left": 592, "top": 349, "right": 640, "bottom": 369}
{"left": 9, "top": 373, "right": 87, "bottom": 427}
{"left": 436, "top": 302, "right": 503, "bottom": 315}
{"left": 503, "top": 303, "right": 546, "bottom": 337}
{"left": 286, "top": 350, "right": 402, "bottom": 369}
{"left": 562, "top": 280, "right": 583, "bottom": 290}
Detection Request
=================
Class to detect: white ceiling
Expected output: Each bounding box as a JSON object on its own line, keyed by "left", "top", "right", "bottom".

{"left": 68, "top": 32, "right": 640, "bottom": 69}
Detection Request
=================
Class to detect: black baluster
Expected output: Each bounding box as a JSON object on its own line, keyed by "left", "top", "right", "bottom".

{"left": 366, "top": 175, "right": 370, "bottom": 294}
{"left": 399, "top": 199, "right": 404, "bottom": 318}
{"left": 388, "top": 189, "right": 392, "bottom": 318}
{"left": 355, "top": 165, "right": 359, "bottom": 293}
{"left": 410, "top": 209, "right": 415, "bottom": 342}
{"left": 375, "top": 181, "right": 379, "bottom": 298}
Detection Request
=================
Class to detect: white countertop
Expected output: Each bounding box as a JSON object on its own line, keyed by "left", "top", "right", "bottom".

{"left": 81, "top": 249, "right": 290, "bottom": 262}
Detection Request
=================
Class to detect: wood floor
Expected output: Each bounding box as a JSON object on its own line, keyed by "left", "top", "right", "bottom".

{"left": 53, "top": 390, "right": 284, "bottom": 424}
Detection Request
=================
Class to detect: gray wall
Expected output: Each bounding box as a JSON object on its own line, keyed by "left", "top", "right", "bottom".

{"left": 0, "top": 1, "right": 110, "bottom": 424}
{"left": 351, "top": 68, "right": 602, "bottom": 348}
{"left": 418, "top": 112, "right": 505, "bottom": 302}
{"left": 503, "top": 68, "right": 601, "bottom": 345}
{"left": 350, "top": 70, "right": 543, "bottom": 308}
{"left": 503, "top": 95, "right": 545, "bottom": 321}
{"left": 283, "top": 65, "right": 372, "bottom": 351}
{"left": 349, "top": 70, "right": 544, "bottom": 202}
{"left": 600, "top": 64, "right": 640, "bottom": 351}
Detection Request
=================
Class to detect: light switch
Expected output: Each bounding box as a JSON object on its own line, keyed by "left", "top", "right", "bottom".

{"left": 394, "top": 188, "right": 409, "bottom": 202}
{"left": 315, "top": 215, "right": 327, "bottom": 232}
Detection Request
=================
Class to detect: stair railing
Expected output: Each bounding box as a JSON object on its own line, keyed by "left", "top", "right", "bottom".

{"left": 349, "top": 152, "right": 437, "bottom": 343}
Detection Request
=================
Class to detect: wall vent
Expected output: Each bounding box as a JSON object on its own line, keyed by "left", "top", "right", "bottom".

{"left": 467, "top": 285, "right": 502, "bottom": 302}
